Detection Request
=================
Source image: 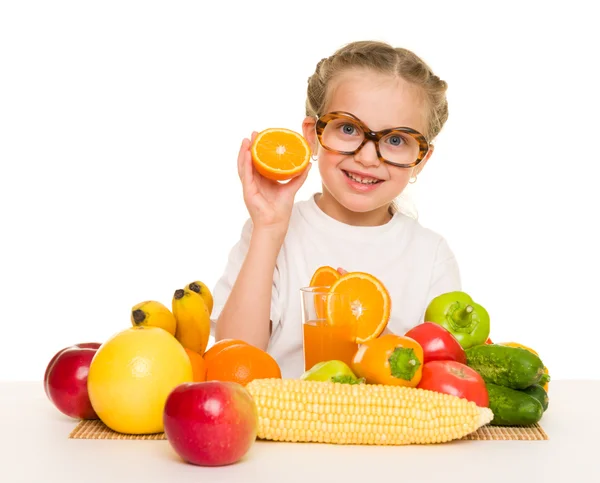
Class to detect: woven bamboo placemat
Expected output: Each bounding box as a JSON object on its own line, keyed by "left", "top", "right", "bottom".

{"left": 69, "top": 419, "right": 549, "bottom": 442}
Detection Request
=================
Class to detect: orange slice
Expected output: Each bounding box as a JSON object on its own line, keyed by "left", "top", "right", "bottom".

{"left": 326, "top": 272, "right": 391, "bottom": 344}
{"left": 309, "top": 265, "right": 341, "bottom": 288}
{"left": 251, "top": 128, "right": 311, "bottom": 181}
{"left": 309, "top": 266, "right": 341, "bottom": 319}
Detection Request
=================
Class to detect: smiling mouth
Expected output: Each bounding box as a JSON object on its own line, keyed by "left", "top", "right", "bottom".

{"left": 342, "top": 170, "right": 383, "bottom": 185}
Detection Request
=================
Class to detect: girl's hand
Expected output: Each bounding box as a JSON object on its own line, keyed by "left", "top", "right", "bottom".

{"left": 238, "top": 132, "right": 312, "bottom": 238}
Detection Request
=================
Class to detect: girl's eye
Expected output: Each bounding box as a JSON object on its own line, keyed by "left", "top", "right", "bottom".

{"left": 341, "top": 123, "right": 357, "bottom": 135}
{"left": 387, "top": 135, "right": 404, "bottom": 146}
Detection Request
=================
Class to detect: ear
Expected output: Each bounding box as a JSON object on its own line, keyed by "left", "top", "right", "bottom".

{"left": 302, "top": 116, "right": 318, "bottom": 156}
{"left": 413, "top": 143, "right": 435, "bottom": 176}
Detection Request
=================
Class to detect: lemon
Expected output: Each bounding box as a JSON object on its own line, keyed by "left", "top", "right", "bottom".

{"left": 87, "top": 326, "right": 192, "bottom": 434}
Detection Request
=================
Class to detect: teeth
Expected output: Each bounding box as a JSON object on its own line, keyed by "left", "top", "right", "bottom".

{"left": 346, "top": 171, "right": 380, "bottom": 185}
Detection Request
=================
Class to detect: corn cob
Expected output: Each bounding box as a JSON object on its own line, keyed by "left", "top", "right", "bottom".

{"left": 245, "top": 378, "right": 493, "bottom": 445}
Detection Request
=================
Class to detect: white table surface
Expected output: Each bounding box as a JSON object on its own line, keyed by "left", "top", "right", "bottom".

{"left": 2, "top": 380, "right": 599, "bottom": 483}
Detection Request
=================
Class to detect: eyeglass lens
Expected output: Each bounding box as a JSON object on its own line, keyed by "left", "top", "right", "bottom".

{"left": 321, "top": 117, "right": 420, "bottom": 166}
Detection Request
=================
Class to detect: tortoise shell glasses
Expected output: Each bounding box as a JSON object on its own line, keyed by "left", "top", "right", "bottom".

{"left": 314, "top": 111, "right": 431, "bottom": 169}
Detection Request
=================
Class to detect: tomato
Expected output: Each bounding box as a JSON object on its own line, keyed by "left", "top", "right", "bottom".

{"left": 417, "top": 360, "right": 489, "bottom": 407}
{"left": 404, "top": 322, "right": 466, "bottom": 364}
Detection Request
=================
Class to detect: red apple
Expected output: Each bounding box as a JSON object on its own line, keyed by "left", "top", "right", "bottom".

{"left": 405, "top": 322, "right": 466, "bottom": 364}
{"left": 163, "top": 381, "right": 258, "bottom": 466}
{"left": 44, "top": 342, "right": 102, "bottom": 398}
{"left": 45, "top": 346, "right": 99, "bottom": 419}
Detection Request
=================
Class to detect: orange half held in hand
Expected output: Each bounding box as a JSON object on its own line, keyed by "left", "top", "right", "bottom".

{"left": 326, "top": 271, "right": 391, "bottom": 344}
{"left": 251, "top": 128, "right": 311, "bottom": 181}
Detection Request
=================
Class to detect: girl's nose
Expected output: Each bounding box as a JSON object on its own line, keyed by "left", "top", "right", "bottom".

{"left": 354, "top": 140, "right": 380, "bottom": 167}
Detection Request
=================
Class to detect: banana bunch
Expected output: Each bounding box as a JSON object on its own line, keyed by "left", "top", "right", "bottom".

{"left": 172, "top": 281, "right": 212, "bottom": 355}
{"left": 131, "top": 300, "right": 177, "bottom": 335}
{"left": 130, "top": 280, "right": 213, "bottom": 355}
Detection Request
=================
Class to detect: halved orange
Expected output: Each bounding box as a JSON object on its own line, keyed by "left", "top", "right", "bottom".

{"left": 309, "top": 266, "right": 341, "bottom": 319}
{"left": 326, "top": 272, "right": 391, "bottom": 344}
{"left": 251, "top": 128, "right": 311, "bottom": 181}
{"left": 309, "top": 265, "right": 341, "bottom": 288}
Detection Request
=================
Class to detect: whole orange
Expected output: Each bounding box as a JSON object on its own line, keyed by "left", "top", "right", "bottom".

{"left": 203, "top": 339, "right": 248, "bottom": 366}
{"left": 205, "top": 344, "right": 281, "bottom": 386}
{"left": 184, "top": 348, "right": 206, "bottom": 382}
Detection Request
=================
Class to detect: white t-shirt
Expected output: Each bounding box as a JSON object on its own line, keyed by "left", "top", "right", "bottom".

{"left": 210, "top": 193, "right": 461, "bottom": 379}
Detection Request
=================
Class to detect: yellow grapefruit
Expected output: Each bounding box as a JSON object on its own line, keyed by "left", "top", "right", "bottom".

{"left": 87, "top": 326, "right": 193, "bottom": 434}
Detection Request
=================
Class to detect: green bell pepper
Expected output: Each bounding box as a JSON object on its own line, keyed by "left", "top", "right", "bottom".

{"left": 424, "top": 291, "right": 490, "bottom": 349}
{"left": 300, "top": 360, "right": 364, "bottom": 384}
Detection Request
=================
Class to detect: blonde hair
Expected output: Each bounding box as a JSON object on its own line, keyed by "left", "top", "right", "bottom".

{"left": 305, "top": 40, "right": 449, "bottom": 218}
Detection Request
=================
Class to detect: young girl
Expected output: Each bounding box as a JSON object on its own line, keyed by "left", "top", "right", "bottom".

{"left": 210, "top": 40, "right": 461, "bottom": 378}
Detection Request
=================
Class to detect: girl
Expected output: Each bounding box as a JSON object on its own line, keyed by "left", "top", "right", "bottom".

{"left": 210, "top": 40, "right": 461, "bottom": 378}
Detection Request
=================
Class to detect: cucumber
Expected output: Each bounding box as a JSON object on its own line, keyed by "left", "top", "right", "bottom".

{"left": 465, "top": 344, "right": 545, "bottom": 389}
{"left": 486, "top": 383, "right": 544, "bottom": 426}
{"left": 539, "top": 372, "right": 551, "bottom": 387}
{"left": 521, "top": 384, "right": 549, "bottom": 411}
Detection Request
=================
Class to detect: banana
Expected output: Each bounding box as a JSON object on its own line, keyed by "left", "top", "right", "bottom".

{"left": 186, "top": 280, "right": 214, "bottom": 316}
{"left": 131, "top": 300, "right": 177, "bottom": 336}
{"left": 172, "top": 286, "right": 211, "bottom": 354}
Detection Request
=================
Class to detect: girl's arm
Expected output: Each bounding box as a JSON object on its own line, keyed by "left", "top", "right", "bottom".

{"left": 215, "top": 228, "right": 283, "bottom": 350}
{"left": 214, "top": 132, "right": 311, "bottom": 349}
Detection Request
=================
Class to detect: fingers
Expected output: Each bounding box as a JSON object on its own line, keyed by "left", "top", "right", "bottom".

{"left": 337, "top": 267, "right": 348, "bottom": 275}
{"left": 238, "top": 133, "right": 260, "bottom": 188}
{"left": 237, "top": 138, "right": 250, "bottom": 181}
{"left": 242, "top": 141, "right": 255, "bottom": 189}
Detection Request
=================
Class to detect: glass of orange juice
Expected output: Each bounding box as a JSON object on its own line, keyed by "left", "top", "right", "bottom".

{"left": 300, "top": 286, "right": 359, "bottom": 372}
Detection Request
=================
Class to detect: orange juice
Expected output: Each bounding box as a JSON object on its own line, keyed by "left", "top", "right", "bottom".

{"left": 303, "top": 320, "right": 358, "bottom": 371}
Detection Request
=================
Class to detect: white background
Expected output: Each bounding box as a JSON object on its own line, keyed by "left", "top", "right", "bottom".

{"left": 1, "top": 0, "right": 598, "bottom": 382}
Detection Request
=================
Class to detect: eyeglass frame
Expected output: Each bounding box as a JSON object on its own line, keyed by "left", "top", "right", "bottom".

{"left": 314, "top": 111, "right": 431, "bottom": 168}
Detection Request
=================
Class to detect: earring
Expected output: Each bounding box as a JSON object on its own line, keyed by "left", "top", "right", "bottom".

{"left": 311, "top": 148, "right": 318, "bottom": 162}
{"left": 409, "top": 175, "right": 417, "bottom": 184}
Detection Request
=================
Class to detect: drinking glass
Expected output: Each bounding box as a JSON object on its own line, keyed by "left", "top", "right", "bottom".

{"left": 300, "top": 286, "right": 358, "bottom": 372}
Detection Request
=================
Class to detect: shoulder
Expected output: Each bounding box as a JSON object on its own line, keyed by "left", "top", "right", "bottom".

{"left": 391, "top": 213, "right": 455, "bottom": 257}
{"left": 384, "top": 211, "right": 441, "bottom": 241}
{"left": 401, "top": 214, "right": 444, "bottom": 241}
